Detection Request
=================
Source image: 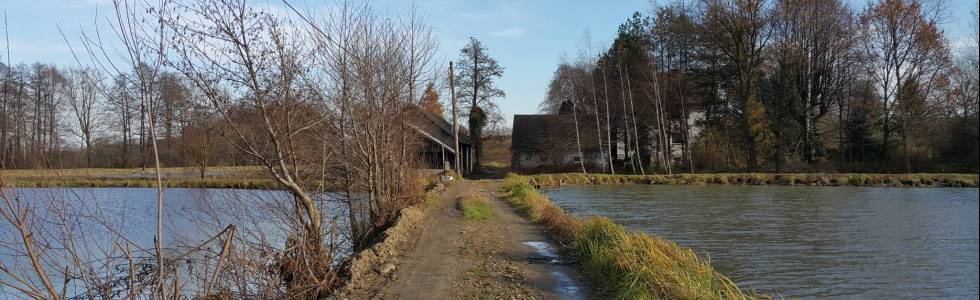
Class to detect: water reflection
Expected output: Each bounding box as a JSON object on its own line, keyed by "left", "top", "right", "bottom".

{"left": 545, "top": 185, "right": 979, "bottom": 298}
{"left": 0, "top": 187, "right": 350, "bottom": 297}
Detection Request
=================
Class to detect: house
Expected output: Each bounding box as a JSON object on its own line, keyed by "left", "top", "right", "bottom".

{"left": 409, "top": 109, "right": 474, "bottom": 174}
{"left": 510, "top": 102, "right": 704, "bottom": 173}
{"left": 511, "top": 103, "right": 605, "bottom": 172}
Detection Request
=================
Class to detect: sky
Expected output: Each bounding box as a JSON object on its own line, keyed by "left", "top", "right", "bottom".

{"left": 2, "top": 0, "right": 978, "bottom": 128}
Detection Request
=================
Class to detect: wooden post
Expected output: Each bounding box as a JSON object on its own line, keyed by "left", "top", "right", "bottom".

{"left": 450, "top": 62, "right": 461, "bottom": 176}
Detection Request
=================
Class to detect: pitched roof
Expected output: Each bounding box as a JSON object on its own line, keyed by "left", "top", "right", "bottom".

{"left": 511, "top": 114, "right": 602, "bottom": 151}
{"left": 409, "top": 108, "right": 471, "bottom": 153}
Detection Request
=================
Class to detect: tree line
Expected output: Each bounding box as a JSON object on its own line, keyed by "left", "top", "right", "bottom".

{"left": 0, "top": 62, "right": 258, "bottom": 171}
{"left": 543, "top": 0, "right": 978, "bottom": 174}
{"left": 1, "top": 0, "right": 444, "bottom": 298}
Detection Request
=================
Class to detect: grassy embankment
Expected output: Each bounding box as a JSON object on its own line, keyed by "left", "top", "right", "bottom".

{"left": 501, "top": 174, "right": 761, "bottom": 299}
{"left": 524, "top": 172, "right": 978, "bottom": 188}
{"left": 1, "top": 166, "right": 281, "bottom": 189}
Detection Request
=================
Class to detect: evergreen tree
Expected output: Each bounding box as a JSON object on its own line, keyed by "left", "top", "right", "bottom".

{"left": 455, "top": 37, "right": 504, "bottom": 172}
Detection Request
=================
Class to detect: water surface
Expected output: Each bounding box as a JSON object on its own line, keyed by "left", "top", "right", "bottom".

{"left": 544, "top": 184, "right": 979, "bottom": 298}
{"left": 0, "top": 187, "right": 349, "bottom": 297}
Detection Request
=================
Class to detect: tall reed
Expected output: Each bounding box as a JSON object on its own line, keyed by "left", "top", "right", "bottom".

{"left": 501, "top": 174, "right": 761, "bottom": 299}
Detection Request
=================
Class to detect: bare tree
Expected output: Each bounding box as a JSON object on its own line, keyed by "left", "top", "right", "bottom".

{"left": 770, "top": 0, "right": 857, "bottom": 165}
{"left": 63, "top": 67, "right": 103, "bottom": 167}
{"left": 576, "top": 31, "right": 611, "bottom": 173}
{"left": 701, "top": 0, "right": 772, "bottom": 171}
{"left": 543, "top": 61, "right": 587, "bottom": 173}
{"left": 857, "top": 0, "right": 949, "bottom": 165}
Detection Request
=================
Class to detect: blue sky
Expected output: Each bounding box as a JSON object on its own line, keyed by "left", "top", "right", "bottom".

{"left": 2, "top": 0, "right": 978, "bottom": 127}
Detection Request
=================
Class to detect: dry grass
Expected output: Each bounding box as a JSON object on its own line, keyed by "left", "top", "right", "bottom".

{"left": 525, "top": 173, "right": 978, "bottom": 188}
{"left": 574, "top": 218, "right": 750, "bottom": 299}
{"left": 501, "top": 174, "right": 757, "bottom": 299}
{"left": 501, "top": 174, "right": 580, "bottom": 242}
{"left": 0, "top": 166, "right": 262, "bottom": 179}
{"left": 0, "top": 166, "right": 285, "bottom": 189}
{"left": 2, "top": 177, "right": 281, "bottom": 189}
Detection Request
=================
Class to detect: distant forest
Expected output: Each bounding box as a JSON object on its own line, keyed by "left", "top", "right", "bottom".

{"left": 542, "top": 0, "right": 979, "bottom": 174}
{"left": 0, "top": 64, "right": 250, "bottom": 169}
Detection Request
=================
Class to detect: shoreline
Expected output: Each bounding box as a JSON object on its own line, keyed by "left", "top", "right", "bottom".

{"left": 525, "top": 172, "right": 978, "bottom": 188}
{"left": 3, "top": 177, "right": 281, "bottom": 189}
{"left": 499, "top": 173, "right": 764, "bottom": 299}
{"left": 6, "top": 167, "right": 975, "bottom": 189}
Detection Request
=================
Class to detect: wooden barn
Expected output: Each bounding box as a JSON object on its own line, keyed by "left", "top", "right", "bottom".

{"left": 410, "top": 109, "right": 474, "bottom": 174}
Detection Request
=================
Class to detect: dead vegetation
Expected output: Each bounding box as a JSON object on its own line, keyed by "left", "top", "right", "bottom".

{"left": 1, "top": 0, "right": 442, "bottom": 298}
{"left": 524, "top": 172, "right": 979, "bottom": 188}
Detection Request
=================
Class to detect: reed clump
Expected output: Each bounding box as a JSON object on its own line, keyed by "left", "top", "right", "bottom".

{"left": 501, "top": 174, "right": 755, "bottom": 299}
{"left": 574, "top": 217, "right": 748, "bottom": 299}
{"left": 525, "top": 173, "right": 977, "bottom": 188}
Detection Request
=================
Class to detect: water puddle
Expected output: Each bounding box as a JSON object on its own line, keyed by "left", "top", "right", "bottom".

{"left": 523, "top": 241, "right": 582, "bottom": 300}
{"left": 523, "top": 241, "right": 560, "bottom": 263}
{"left": 549, "top": 270, "right": 582, "bottom": 299}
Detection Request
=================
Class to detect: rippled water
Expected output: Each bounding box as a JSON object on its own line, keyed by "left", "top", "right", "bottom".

{"left": 544, "top": 184, "right": 980, "bottom": 298}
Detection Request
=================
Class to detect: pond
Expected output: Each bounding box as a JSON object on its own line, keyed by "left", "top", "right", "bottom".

{"left": 0, "top": 187, "right": 350, "bottom": 297}
{"left": 544, "top": 184, "right": 979, "bottom": 298}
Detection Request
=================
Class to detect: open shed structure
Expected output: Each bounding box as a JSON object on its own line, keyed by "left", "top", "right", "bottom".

{"left": 410, "top": 109, "right": 474, "bottom": 174}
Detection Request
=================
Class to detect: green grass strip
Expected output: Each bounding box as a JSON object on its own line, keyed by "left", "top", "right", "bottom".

{"left": 460, "top": 194, "right": 495, "bottom": 221}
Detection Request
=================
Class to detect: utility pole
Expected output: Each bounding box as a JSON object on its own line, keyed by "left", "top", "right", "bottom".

{"left": 450, "top": 62, "right": 461, "bottom": 176}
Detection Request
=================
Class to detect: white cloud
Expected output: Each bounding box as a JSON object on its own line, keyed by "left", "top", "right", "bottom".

{"left": 489, "top": 26, "right": 526, "bottom": 39}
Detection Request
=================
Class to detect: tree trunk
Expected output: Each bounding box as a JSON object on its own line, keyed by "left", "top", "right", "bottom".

{"left": 624, "top": 66, "right": 644, "bottom": 175}
{"left": 616, "top": 62, "right": 635, "bottom": 174}
{"left": 601, "top": 66, "right": 615, "bottom": 174}
{"left": 572, "top": 101, "right": 587, "bottom": 173}
{"left": 589, "top": 65, "right": 607, "bottom": 173}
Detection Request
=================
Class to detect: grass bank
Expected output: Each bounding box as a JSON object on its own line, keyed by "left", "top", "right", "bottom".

{"left": 524, "top": 172, "right": 978, "bottom": 188}
{"left": 1, "top": 166, "right": 263, "bottom": 179}
{"left": 2, "top": 177, "right": 281, "bottom": 189}
{"left": 501, "top": 174, "right": 761, "bottom": 299}
{"left": 1, "top": 166, "right": 284, "bottom": 189}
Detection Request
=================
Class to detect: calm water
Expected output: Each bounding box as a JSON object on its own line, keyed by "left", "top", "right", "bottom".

{"left": 545, "top": 185, "right": 980, "bottom": 298}
{"left": 0, "top": 188, "right": 349, "bottom": 297}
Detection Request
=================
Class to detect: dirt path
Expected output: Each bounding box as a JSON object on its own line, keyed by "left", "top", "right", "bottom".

{"left": 362, "top": 180, "right": 591, "bottom": 300}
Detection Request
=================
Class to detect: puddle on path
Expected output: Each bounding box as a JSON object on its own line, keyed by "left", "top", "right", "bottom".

{"left": 522, "top": 241, "right": 583, "bottom": 300}
{"left": 523, "top": 241, "right": 560, "bottom": 263}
